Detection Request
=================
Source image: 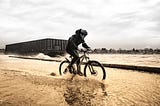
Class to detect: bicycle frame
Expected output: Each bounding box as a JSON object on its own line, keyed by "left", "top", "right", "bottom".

{"left": 80, "top": 52, "right": 97, "bottom": 75}
{"left": 79, "top": 51, "right": 90, "bottom": 64}
{"left": 65, "top": 50, "right": 89, "bottom": 63}
{"left": 60, "top": 50, "right": 106, "bottom": 80}
{"left": 66, "top": 50, "right": 94, "bottom": 73}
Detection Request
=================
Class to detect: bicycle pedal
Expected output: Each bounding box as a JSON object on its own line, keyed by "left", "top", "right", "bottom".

{"left": 73, "top": 71, "right": 77, "bottom": 75}
{"left": 69, "top": 70, "right": 73, "bottom": 74}
{"left": 77, "top": 72, "right": 83, "bottom": 76}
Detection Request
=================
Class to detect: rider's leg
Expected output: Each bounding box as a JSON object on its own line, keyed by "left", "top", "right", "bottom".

{"left": 69, "top": 51, "right": 79, "bottom": 66}
{"left": 67, "top": 50, "right": 79, "bottom": 72}
{"left": 76, "top": 58, "right": 83, "bottom": 76}
{"left": 66, "top": 50, "right": 83, "bottom": 76}
{"left": 76, "top": 58, "right": 80, "bottom": 71}
{"left": 71, "top": 51, "right": 83, "bottom": 75}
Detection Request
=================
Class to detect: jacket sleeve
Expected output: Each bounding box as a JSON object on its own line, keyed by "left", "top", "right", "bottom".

{"left": 82, "top": 42, "right": 90, "bottom": 49}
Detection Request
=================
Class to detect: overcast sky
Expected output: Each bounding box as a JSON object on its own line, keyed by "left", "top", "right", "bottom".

{"left": 0, "top": 0, "right": 160, "bottom": 49}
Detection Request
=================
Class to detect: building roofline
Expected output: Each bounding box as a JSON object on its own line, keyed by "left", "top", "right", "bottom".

{"left": 6, "top": 38, "right": 67, "bottom": 46}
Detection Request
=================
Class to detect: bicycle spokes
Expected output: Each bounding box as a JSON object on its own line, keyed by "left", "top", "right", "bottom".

{"left": 84, "top": 61, "right": 106, "bottom": 80}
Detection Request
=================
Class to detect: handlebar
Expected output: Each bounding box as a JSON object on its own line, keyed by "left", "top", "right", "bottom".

{"left": 69, "top": 49, "right": 92, "bottom": 59}
{"left": 79, "top": 49, "right": 92, "bottom": 53}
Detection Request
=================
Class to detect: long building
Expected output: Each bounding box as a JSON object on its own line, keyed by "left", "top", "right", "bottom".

{"left": 5, "top": 38, "right": 68, "bottom": 57}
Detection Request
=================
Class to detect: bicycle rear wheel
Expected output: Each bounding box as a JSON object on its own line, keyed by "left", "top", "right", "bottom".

{"left": 59, "top": 60, "right": 70, "bottom": 75}
{"left": 84, "top": 60, "right": 106, "bottom": 80}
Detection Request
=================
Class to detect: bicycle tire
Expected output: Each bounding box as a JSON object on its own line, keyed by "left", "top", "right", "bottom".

{"left": 84, "top": 60, "right": 106, "bottom": 80}
{"left": 59, "top": 60, "right": 70, "bottom": 75}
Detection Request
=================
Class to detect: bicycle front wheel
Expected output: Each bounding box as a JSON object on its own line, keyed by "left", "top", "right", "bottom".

{"left": 59, "top": 60, "right": 70, "bottom": 75}
{"left": 84, "top": 61, "right": 106, "bottom": 80}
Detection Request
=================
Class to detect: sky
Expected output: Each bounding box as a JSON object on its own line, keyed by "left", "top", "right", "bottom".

{"left": 0, "top": 0, "right": 160, "bottom": 49}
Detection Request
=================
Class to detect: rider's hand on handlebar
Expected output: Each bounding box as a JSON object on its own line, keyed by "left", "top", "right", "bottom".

{"left": 78, "top": 48, "right": 92, "bottom": 52}
{"left": 86, "top": 47, "right": 92, "bottom": 51}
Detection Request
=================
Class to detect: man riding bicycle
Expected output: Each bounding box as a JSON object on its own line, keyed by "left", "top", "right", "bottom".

{"left": 66, "top": 29, "right": 91, "bottom": 76}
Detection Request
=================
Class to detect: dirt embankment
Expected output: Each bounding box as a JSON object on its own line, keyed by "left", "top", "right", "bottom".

{"left": 0, "top": 69, "right": 107, "bottom": 106}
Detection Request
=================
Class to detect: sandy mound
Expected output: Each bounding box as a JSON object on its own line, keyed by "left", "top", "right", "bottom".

{"left": 0, "top": 69, "right": 107, "bottom": 106}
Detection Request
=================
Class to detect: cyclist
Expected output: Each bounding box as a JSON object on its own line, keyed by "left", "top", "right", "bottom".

{"left": 66, "top": 29, "right": 90, "bottom": 76}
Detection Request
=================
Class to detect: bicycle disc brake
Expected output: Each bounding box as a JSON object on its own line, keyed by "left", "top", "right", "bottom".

{"left": 90, "top": 65, "right": 98, "bottom": 76}
{"left": 91, "top": 70, "right": 98, "bottom": 76}
{"left": 63, "top": 68, "right": 68, "bottom": 74}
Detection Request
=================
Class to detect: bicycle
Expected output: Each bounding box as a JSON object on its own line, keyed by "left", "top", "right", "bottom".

{"left": 59, "top": 49, "right": 106, "bottom": 80}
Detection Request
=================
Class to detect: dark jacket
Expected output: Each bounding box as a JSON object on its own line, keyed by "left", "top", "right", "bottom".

{"left": 66, "top": 34, "right": 90, "bottom": 51}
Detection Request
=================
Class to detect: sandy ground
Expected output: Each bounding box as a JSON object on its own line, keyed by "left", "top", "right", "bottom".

{"left": 0, "top": 54, "right": 160, "bottom": 106}
{"left": 89, "top": 54, "right": 160, "bottom": 67}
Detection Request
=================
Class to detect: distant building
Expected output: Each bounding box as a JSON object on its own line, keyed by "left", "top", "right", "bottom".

{"left": 5, "top": 38, "right": 68, "bottom": 57}
{"left": 0, "top": 49, "right": 5, "bottom": 53}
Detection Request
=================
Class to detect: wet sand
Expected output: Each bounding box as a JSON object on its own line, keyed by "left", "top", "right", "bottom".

{"left": 0, "top": 54, "right": 160, "bottom": 106}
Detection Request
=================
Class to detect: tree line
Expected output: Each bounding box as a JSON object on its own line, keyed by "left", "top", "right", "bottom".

{"left": 91, "top": 48, "right": 160, "bottom": 54}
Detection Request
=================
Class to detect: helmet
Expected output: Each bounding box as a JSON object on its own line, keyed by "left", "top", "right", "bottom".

{"left": 75, "top": 29, "right": 88, "bottom": 36}
{"left": 81, "top": 29, "right": 88, "bottom": 36}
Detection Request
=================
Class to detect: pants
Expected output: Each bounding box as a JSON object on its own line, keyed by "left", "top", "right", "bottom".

{"left": 66, "top": 49, "right": 80, "bottom": 70}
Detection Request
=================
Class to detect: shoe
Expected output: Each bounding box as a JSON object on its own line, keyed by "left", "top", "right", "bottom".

{"left": 77, "top": 71, "right": 83, "bottom": 76}
{"left": 73, "top": 70, "right": 77, "bottom": 75}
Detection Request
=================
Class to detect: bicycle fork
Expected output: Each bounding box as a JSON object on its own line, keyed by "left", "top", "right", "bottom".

{"left": 88, "top": 64, "right": 97, "bottom": 75}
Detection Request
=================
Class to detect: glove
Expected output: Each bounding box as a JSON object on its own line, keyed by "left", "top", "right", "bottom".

{"left": 87, "top": 48, "right": 92, "bottom": 51}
